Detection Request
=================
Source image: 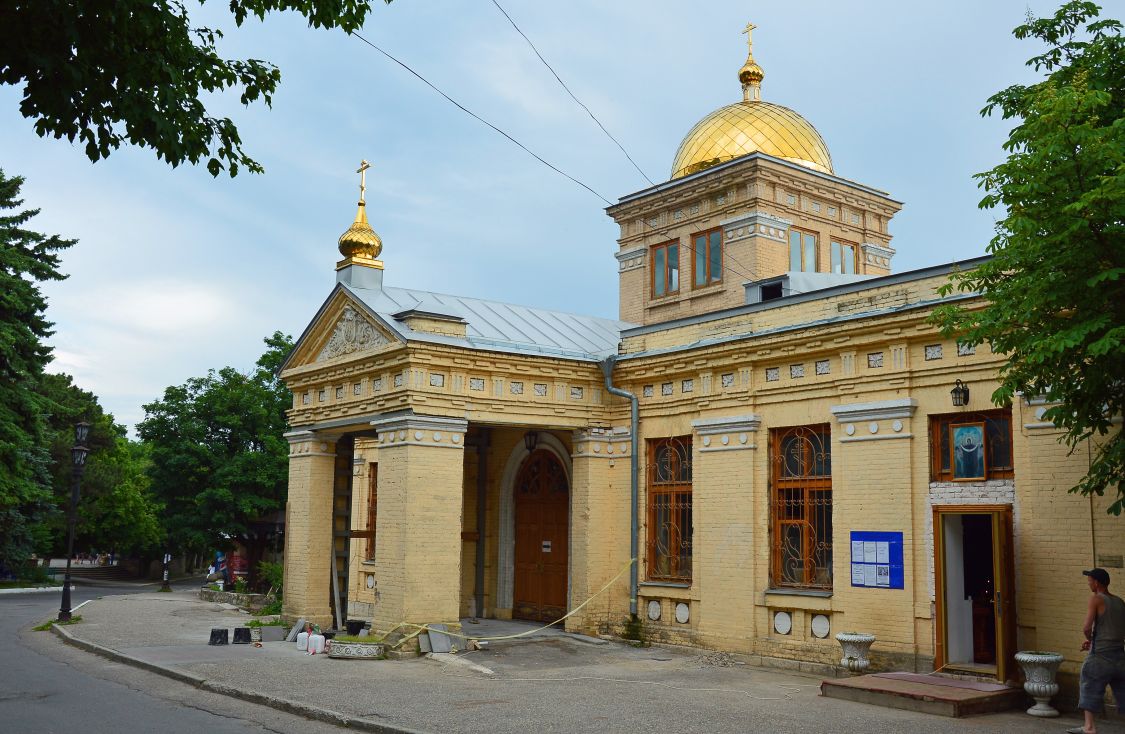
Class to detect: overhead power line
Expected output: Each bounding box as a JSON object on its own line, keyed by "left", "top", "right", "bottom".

{"left": 487, "top": 0, "right": 656, "bottom": 187}
{"left": 352, "top": 32, "right": 779, "bottom": 288}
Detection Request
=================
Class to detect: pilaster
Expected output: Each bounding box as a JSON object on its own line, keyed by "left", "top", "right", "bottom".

{"left": 568, "top": 427, "right": 632, "bottom": 634}
{"left": 283, "top": 430, "right": 337, "bottom": 627}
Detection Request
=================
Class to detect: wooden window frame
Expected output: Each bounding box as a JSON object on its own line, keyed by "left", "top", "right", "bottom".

{"left": 691, "top": 227, "right": 723, "bottom": 289}
{"left": 650, "top": 240, "right": 680, "bottom": 298}
{"left": 830, "top": 239, "right": 858, "bottom": 274}
{"left": 769, "top": 424, "right": 832, "bottom": 590}
{"left": 929, "top": 410, "right": 1013, "bottom": 482}
{"left": 788, "top": 228, "right": 819, "bottom": 273}
{"left": 646, "top": 436, "right": 693, "bottom": 582}
{"left": 351, "top": 463, "right": 378, "bottom": 559}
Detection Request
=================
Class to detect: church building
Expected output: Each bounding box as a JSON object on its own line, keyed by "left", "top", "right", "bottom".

{"left": 279, "top": 26, "right": 1120, "bottom": 688}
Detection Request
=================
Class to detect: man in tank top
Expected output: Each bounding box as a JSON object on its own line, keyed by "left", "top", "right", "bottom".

{"left": 1068, "top": 568, "right": 1125, "bottom": 734}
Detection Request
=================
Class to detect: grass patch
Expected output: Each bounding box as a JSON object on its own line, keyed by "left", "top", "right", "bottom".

{"left": 331, "top": 634, "right": 384, "bottom": 644}
{"left": 246, "top": 618, "right": 286, "bottom": 627}
{"left": 32, "top": 615, "right": 83, "bottom": 631}
{"left": 0, "top": 580, "right": 61, "bottom": 589}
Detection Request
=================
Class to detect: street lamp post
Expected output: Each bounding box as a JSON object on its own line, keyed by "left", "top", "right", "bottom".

{"left": 58, "top": 422, "right": 90, "bottom": 622}
{"left": 161, "top": 552, "right": 172, "bottom": 592}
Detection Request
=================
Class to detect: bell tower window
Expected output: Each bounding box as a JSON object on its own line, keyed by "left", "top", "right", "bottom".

{"left": 692, "top": 228, "right": 723, "bottom": 287}
{"left": 831, "top": 240, "right": 857, "bottom": 274}
{"left": 651, "top": 241, "right": 680, "bottom": 297}
{"left": 789, "top": 229, "right": 818, "bottom": 272}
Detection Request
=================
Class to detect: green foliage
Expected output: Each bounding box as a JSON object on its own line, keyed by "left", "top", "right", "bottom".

{"left": 138, "top": 333, "right": 294, "bottom": 555}
{"left": 233, "top": 577, "right": 249, "bottom": 594}
{"left": 259, "top": 560, "right": 284, "bottom": 597}
{"left": 36, "top": 372, "right": 163, "bottom": 557}
{"left": 0, "top": 170, "right": 73, "bottom": 569}
{"left": 246, "top": 616, "right": 285, "bottom": 626}
{"left": 932, "top": 2, "right": 1125, "bottom": 513}
{"left": 0, "top": 1, "right": 391, "bottom": 177}
{"left": 255, "top": 599, "right": 283, "bottom": 616}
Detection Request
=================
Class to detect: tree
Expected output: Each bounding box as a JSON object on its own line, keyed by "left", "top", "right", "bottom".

{"left": 37, "top": 372, "right": 162, "bottom": 558}
{"left": 0, "top": 169, "right": 73, "bottom": 570}
{"left": 933, "top": 2, "right": 1125, "bottom": 514}
{"left": 0, "top": 1, "right": 389, "bottom": 177}
{"left": 138, "top": 332, "right": 293, "bottom": 585}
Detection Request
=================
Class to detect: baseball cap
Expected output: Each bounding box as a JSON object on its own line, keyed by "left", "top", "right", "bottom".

{"left": 1083, "top": 568, "right": 1110, "bottom": 586}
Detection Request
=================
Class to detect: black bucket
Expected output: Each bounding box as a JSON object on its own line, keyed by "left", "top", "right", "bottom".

{"left": 345, "top": 619, "right": 365, "bottom": 636}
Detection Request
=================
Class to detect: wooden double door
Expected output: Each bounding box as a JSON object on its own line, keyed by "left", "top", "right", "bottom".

{"left": 513, "top": 449, "right": 569, "bottom": 622}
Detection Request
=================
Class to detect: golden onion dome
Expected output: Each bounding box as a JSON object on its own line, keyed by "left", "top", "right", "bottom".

{"left": 670, "top": 23, "right": 833, "bottom": 179}
{"left": 337, "top": 201, "right": 383, "bottom": 260}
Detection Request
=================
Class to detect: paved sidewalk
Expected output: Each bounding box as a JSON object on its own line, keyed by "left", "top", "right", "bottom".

{"left": 50, "top": 590, "right": 1112, "bottom": 734}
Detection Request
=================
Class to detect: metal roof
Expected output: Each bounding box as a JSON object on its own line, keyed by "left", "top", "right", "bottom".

{"left": 345, "top": 283, "right": 632, "bottom": 361}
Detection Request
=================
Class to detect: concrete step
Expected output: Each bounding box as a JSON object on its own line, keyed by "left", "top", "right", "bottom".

{"left": 820, "top": 672, "right": 1025, "bottom": 717}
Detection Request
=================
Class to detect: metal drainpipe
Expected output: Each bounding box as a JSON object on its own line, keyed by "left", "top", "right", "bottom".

{"left": 600, "top": 356, "right": 639, "bottom": 617}
{"left": 474, "top": 428, "right": 490, "bottom": 621}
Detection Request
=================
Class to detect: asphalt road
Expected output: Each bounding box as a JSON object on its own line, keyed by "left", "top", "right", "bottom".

{"left": 5, "top": 581, "right": 346, "bottom": 734}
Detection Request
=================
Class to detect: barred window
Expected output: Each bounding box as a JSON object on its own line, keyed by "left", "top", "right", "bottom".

{"left": 770, "top": 425, "right": 832, "bottom": 590}
{"left": 646, "top": 436, "right": 692, "bottom": 582}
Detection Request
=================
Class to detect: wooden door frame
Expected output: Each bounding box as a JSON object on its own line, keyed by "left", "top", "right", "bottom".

{"left": 932, "top": 504, "right": 1016, "bottom": 679}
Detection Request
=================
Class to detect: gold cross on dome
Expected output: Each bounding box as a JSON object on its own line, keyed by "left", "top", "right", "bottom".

{"left": 742, "top": 22, "right": 757, "bottom": 53}
{"left": 356, "top": 159, "right": 371, "bottom": 203}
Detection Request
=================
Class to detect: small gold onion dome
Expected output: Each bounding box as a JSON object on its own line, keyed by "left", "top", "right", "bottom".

{"left": 739, "top": 58, "right": 764, "bottom": 85}
{"left": 337, "top": 201, "right": 382, "bottom": 259}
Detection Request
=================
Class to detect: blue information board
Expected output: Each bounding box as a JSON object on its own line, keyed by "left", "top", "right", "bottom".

{"left": 849, "top": 531, "right": 904, "bottom": 589}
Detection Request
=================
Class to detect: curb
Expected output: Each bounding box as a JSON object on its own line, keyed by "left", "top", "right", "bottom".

{"left": 51, "top": 622, "right": 428, "bottom": 734}
{"left": 0, "top": 585, "right": 62, "bottom": 595}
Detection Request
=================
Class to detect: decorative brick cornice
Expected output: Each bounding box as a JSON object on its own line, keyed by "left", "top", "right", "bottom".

{"left": 285, "top": 429, "right": 336, "bottom": 458}
{"left": 829, "top": 398, "right": 917, "bottom": 423}
{"left": 720, "top": 211, "right": 790, "bottom": 244}
{"left": 691, "top": 414, "right": 760, "bottom": 452}
{"left": 371, "top": 411, "right": 468, "bottom": 449}
{"left": 572, "top": 427, "right": 631, "bottom": 458}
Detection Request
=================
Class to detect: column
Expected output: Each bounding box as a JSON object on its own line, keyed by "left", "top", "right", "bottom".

{"left": 368, "top": 412, "right": 468, "bottom": 635}
{"left": 283, "top": 430, "right": 336, "bottom": 627}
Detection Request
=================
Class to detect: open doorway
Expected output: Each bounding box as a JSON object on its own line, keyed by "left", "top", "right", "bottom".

{"left": 934, "top": 506, "right": 1016, "bottom": 681}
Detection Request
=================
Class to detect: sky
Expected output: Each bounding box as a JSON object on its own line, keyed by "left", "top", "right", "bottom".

{"left": 0, "top": 0, "right": 1066, "bottom": 432}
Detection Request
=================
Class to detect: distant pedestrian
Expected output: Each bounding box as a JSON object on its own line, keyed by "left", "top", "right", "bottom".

{"left": 1068, "top": 568, "right": 1125, "bottom": 734}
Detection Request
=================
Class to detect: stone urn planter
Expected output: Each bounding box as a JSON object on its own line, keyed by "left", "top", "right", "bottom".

{"left": 1014, "top": 651, "right": 1064, "bottom": 717}
{"left": 326, "top": 639, "right": 385, "bottom": 660}
{"left": 835, "top": 632, "right": 876, "bottom": 673}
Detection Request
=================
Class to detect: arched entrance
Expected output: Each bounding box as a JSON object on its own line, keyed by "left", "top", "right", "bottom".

{"left": 513, "top": 449, "right": 569, "bottom": 622}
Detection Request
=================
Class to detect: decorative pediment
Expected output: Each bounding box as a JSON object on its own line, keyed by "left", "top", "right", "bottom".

{"left": 316, "top": 304, "right": 389, "bottom": 362}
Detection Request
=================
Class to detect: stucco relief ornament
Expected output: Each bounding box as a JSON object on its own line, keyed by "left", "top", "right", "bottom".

{"left": 317, "top": 305, "right": 388, "bottom": 361}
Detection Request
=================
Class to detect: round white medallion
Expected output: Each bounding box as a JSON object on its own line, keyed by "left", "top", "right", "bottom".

{"left": 739, "top": 433, "right": 747, "bottom": 444}
{"left": 721, "top": 435, "right": 729, "bottom": 445}
{"left": 433, "top": 432, "right": 442, "bottom": 441}
{"left": 414, "top": 431, "right": 424, "bottom": 441}
{"left": 647, "top": 600, "right": 661, "bottom": 621}
{"left": 398, "top": 431, "right": 406, "bottom": 441}
{"left": 452, "top": 434, "right": 461, "bottom": 444}
{"left": 592, "top": 443, "right": 601, "bottom": 453}
{"left": 365, "top": 574, "right": 375, "bottom": 589}
{"left": 620, "top": 445, "right": 627, "bottom": 455}
{"left": 319, "top": 442, "right": 328, "bottom": 452}
{"left": 845, "top": 424, "right": 855, "bottom": 436}
{"left": 868, "top": 422, "right": 879, "bottom": 434}
{"left": 892, "top": 420, "right": 903, "bottom": 433}
{"left": 675, "top": 602, "right": 690, "bottom": 624}
{"left": 773, "top": 611, "right": 792, "bottom": 635}
{"left": 811, "top": 614, "right": 830, "bottom": 639}
{"left": 702, "top": 436, "right": 712, "bottom": 447}
{"left": 606, "top": 444, "right": 614, "bottom": 454}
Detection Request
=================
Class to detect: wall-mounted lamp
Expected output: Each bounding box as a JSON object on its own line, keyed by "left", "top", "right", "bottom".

{"left": 951, "top": 379, "right": 970, "bottom": 407}
{"left": 524, "top": 431, "right": 539, "bottom": 452}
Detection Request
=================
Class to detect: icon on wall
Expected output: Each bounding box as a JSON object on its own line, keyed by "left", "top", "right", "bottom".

{"left": 951, "top": 421, "right": 985, "bottom": 481}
